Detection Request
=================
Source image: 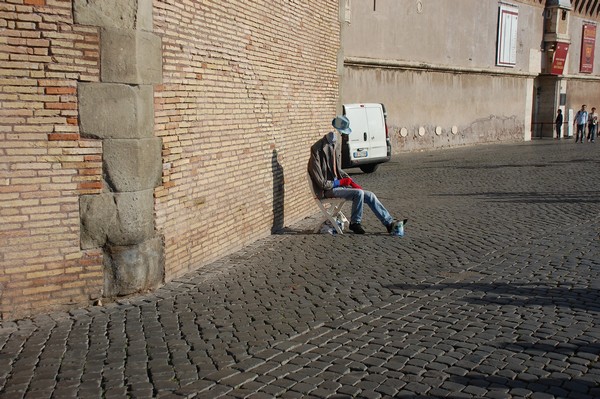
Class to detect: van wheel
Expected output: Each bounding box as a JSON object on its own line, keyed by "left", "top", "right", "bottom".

{"left": 359, "top": 164, "right": 379, "bottom": 173}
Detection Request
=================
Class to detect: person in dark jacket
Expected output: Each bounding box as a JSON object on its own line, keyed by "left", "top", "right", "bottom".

{"left": 307, "top": 115, "right": 406, "bottom": 235}
{"left": 555, "top": 109, "right": 563, "bottom": 139}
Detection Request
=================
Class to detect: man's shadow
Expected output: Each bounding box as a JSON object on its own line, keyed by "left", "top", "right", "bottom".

{"left": 271, "top": 149, "right": 284, "bottom": 233}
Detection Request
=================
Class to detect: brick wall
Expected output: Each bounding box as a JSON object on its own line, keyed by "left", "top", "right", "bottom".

{"left": 0, "top": 0, "right": 341, "bottom": 319}
{"left": 153, "top": 1, "right": 340, "bottom": 279}
{"left": 0, "top": 0, "right": 102, "bottom": 319}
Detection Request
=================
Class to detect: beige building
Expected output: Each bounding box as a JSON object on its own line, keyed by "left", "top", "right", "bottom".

{"left": 340, "top": 0, "right": 600, "bottom": 151}
{"left": 0, "top": 0, "right": 598, "bottom": 320}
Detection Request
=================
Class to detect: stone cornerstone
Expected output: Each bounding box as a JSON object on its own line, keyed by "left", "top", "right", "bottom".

{"left": 75, "top": 0, "right": 164, "bottom": 297}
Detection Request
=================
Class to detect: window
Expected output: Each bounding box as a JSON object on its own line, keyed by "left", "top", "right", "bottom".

{"left": 497, "top": 4, "right": 519, "bottom": 67}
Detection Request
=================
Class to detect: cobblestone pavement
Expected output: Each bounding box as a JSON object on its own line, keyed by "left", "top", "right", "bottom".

{"left": 1, "top": 140, "right": 599, "bottom": 399}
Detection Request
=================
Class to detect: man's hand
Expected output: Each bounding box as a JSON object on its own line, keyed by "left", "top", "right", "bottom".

{"left": 339, "top": 178, "right": 362, "bottom": 189}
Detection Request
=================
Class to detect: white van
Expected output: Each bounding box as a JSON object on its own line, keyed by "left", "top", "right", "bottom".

{"left": 341, "top": 103, "right": 391, "bottom": 173}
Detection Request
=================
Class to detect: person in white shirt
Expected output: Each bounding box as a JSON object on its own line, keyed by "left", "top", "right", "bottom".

{"left": 586, "top": 107, "right": 598, "bottom": 143}
{"left": 574, "top": 104, "right": 588, "bottom": 143}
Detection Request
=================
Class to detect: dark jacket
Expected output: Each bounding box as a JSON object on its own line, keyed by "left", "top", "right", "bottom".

{"left": 307, "top": 133, "right": 349, "bottom": 198}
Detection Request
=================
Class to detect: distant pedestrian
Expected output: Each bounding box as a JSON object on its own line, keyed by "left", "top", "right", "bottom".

{"left": 574, "top": 104, "right": 588, "bottom": 143}
{"left": 555, "top": 109, "right": 563, "bottom": 139}
{"left": 587, "top": 107, "right": 597, "bottom": 143}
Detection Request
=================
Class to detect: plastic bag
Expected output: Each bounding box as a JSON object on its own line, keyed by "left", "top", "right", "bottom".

{"left": 391, "top": 220, "right": 404, "bottom": 237}
{"left": 319, "top": 213, "right": 348, "bottom": 234}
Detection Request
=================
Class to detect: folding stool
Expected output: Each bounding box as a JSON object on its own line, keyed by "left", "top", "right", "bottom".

{"left": 307, "top": 173, "right": 348, "bottom": 234}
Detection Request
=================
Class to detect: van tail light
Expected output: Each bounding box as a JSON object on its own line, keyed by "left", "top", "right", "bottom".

{"left": 385, "top": 122, "right": 389, "bottom": 138}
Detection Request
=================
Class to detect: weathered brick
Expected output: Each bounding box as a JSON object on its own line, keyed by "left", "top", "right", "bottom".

{"left": 47, "top": 133, "right": 79, "bottom": 141}
{"left": 24, "top": 0, "right": 46, "bottom": 6}
{"left": 152, "top": 0, "right": 338, "bottom": 283}
{"left": 22, "top": 284, "right": 62, "bottom": 296}
{"left": 52, "top": 124, "right": 78, "bottom": 132}
{"left": 77, "top": 181, "right": 101, "bottom": 190}
{"left": 0, "top": 0, "right": 102, "bottom": 319}
{"left": 45, "top": 86, "right": 76, "bottom": 95}
{"left": 44, "top": 102, "right": 76, "bottom": 110}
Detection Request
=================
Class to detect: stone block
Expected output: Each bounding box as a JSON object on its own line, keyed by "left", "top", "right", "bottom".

{"left": 80, "top": 190, "right": 156, "bottom": 249}
{"left": 103, "top": 236, "right": 164, "bottom": 297}
{"left": 78, "top": 83, "right": 154, "bottom": 139}
{"left": 80, "top": 193, "right": 114, "bottom": 249}
{"left": 101, "top": 28, "right": 162, "bottom": 85}
{"left": 74, "top": 0, "right": 153, "bottom": 32}
{"left": 136, "top": 0, "right": 154, "bottom": 32}
{"left": 112, "top": 191, "right": 156, "bottom": 245}
{"left": 103, "top": 138, "right": 162, "bottom": 192}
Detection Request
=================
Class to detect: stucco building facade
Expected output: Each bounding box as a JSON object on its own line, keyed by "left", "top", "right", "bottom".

{"left": 1, "top": 0, "right": 599, "bottom": 320}
{"left": 341, "top": 0, "right": 600, "bottom": 151}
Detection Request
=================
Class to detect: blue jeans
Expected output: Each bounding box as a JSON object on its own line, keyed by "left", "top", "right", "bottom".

{"left": 576, "top": 124, "right": 586, "bottom": 142}
{"left": 587, "top": 125, "right": 597, "bottom": 142}
{"left": 327, "top": 188, "right": 393, "bottom": 226}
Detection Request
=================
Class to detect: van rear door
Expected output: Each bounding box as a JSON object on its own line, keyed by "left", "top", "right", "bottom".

{"left": 343, "top": 103, "right": 387, "bottom": 163}
{"left": 364, "top": 104, "right": 387, "bottom": 159}
{"left": 344, "top": 105, "right": 370, "bottom": 162}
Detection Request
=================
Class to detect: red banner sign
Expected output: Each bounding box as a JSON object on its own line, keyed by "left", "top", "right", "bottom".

{"left": 551, "top": 42, "right": 569, "bottom": 75}
{"left": 580, "top": 24, "right": 596, "bottom": 73}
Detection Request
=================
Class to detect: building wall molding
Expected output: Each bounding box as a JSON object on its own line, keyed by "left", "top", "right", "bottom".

{"left": 344, "top": 56, "right": 539, "bottom": 78}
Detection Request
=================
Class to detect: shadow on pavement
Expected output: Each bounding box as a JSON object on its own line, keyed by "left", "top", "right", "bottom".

{"left": 433, "top": 191, "right": 600, "bottom": 204}
{"left": 445, "top": 372, "right": 599, "bottom": 398}
{"left": 500, "top": 341, "right": 600, "bottom": 357}
{"left": 423, "top": 157, "right": 600, "bottom": 169}
{"left": 386, "top": 282, "right": 600, "bottom": 313}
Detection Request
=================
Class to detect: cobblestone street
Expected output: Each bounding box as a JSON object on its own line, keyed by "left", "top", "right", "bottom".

{"left": 1, "top": 140, "right": 599, "bottom": 398}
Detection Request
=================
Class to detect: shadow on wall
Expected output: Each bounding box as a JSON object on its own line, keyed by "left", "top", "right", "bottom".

{"left": 272, "top": 149, "right": 284, "bottom": 233}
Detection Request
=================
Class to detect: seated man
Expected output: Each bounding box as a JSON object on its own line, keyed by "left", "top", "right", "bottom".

{"left": 308, "top": 115, "right": 406, "bottom": 235}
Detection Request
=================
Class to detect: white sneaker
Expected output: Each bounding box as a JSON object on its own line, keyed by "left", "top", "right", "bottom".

{"left": 388, "top": 219, "right": 407, "bottom": 236}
